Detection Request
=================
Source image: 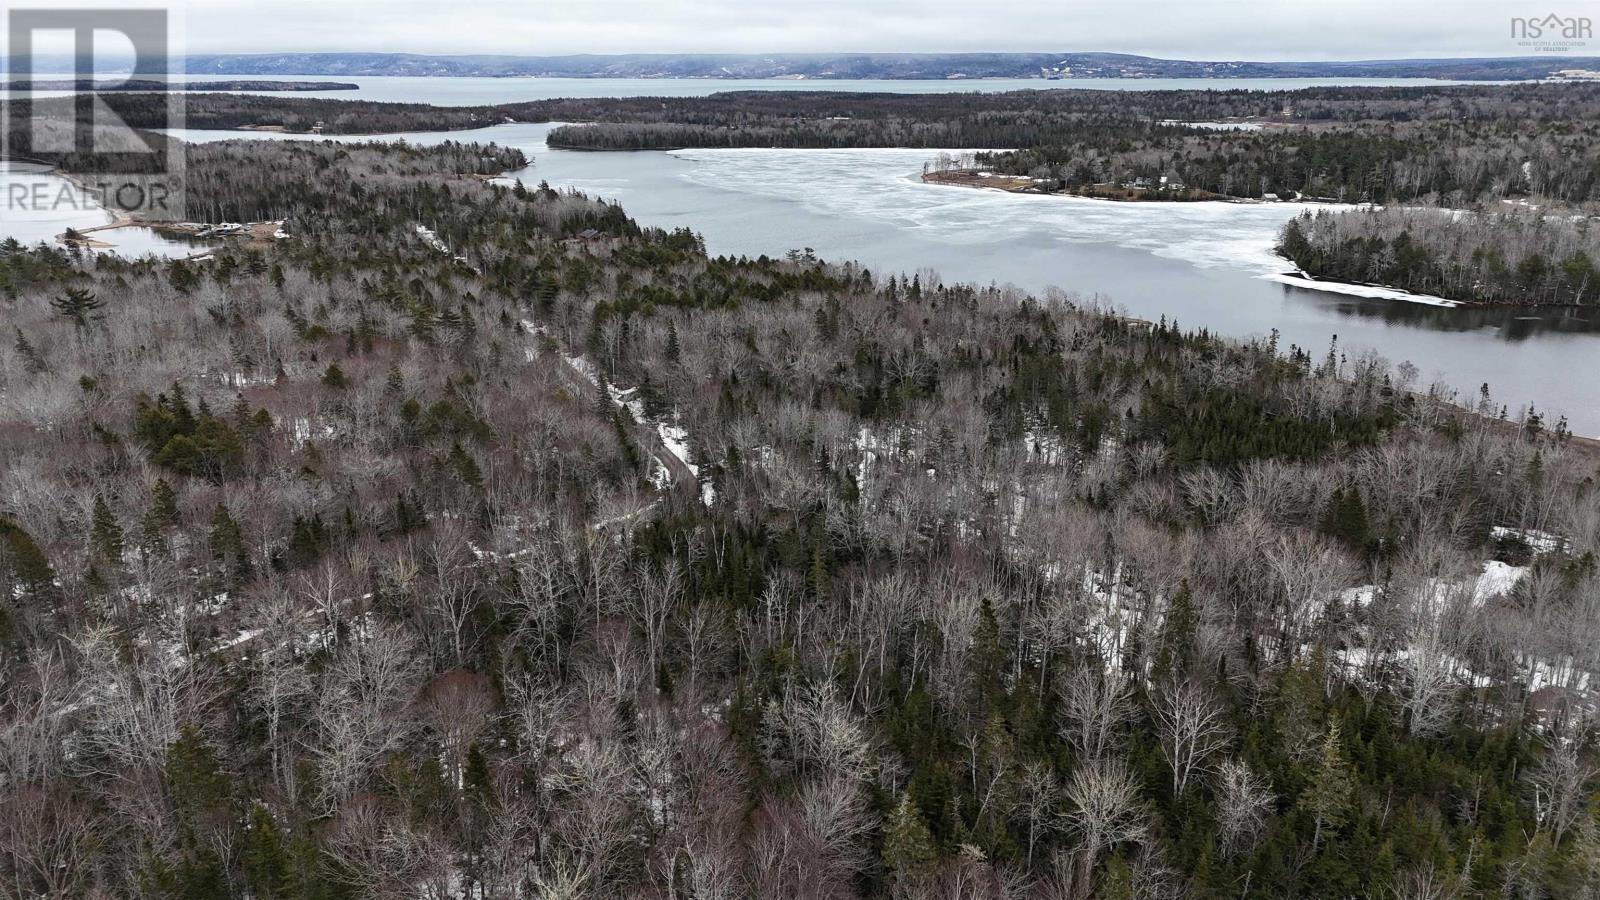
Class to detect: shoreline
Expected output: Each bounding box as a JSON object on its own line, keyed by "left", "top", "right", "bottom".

{"left": 47, "top": 168, "right": 283, "bottom": 253}
{"left": 920, "top": 167, "right": 1273, "bottom": 204}
{"left": 1267, "top": 266, "right": 1595, "bottom": 313}
{"left": 1263, "top": 268, "right": 1465, "bottom": 309}
{"left": 917, "top": 171, "right": 1587, "bottom": 314}
{"left": 166, "top": 120, "right": 529, "bottom": 141}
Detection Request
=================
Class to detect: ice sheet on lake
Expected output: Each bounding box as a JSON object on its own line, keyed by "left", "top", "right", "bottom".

{"left": 666, "top": 147, "right": 1354, "bottom": 279}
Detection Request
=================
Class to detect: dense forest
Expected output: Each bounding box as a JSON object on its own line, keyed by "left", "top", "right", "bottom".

{"left": 38, "top": 81, "right": 1600, "bottom": 134}
{"left": 0, "top": 120, "right": 1596, "bottom": 898}
{"left": 1278, "top": 208, "right": 1600, "bottom": 306}
{"left": 6, "top": 94, "right": 501, "bottom": 144}
{"left": 531, "top": 83, "right": 1600, "bottom": 139}
{"left": 973, "top": 119, "right": 1600, "bottom": 205}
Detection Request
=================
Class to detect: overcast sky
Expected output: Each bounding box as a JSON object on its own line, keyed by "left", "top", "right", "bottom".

{"left": 59, "top": 0, "right": 1596, "bottom": 60}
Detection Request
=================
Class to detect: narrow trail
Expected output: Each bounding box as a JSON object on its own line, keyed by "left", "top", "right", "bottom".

{"left": 523, "top": 321, "right": 705, "bottom": 525}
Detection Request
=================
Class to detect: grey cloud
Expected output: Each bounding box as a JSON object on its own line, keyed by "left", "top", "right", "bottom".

{"left": 166, "top": 0, "right": 1559, "bottom": 59}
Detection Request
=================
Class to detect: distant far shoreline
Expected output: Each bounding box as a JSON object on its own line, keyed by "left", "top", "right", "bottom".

{"left": 39, "top": 51, "right": 1590, "bottom": 82}
{"left": 2, "top": 79, "right": 359, "bottom": 92}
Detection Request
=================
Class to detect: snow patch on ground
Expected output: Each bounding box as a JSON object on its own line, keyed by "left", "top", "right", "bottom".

{"left": 1474, "top": 560, "right": 1527, "bottom": 606}
{"left": 1080, "top": 562, "right": 1141, "bottom": 672}
{"left": 413, "top": 223, "right": 476, "bottom": 271}
{"left": 1491, "top": 525, "right": 1569, "bottom": 556}
{"left": 658, "top": 421, "right": 699, "bottom": 480}
{"left": 414, "top": 223, "right": 450, "bottom": 254}
{"left": 216, "top": 370, "right": 275, "bottom": 389}
{"left": 288, "top": 416, "right": 338, "bottom": 449}
{"left": 563, "top": 353, "right": 599, "bottom": 386}
{"left": 1023, "top": 428, "right": 1070, "bottom": 466}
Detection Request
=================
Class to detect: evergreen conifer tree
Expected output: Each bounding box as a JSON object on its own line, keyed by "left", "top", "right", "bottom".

{"left": 883, "top": 793, "right": 938, "bottom": 877}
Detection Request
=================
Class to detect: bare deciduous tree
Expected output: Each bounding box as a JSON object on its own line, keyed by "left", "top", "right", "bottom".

{"left": 326, "top": 795, "right": 455, "bottom": 899}
{"left": 1058, "top": 666, "right": 1135, "bottom": 764}
{"left": 1016, "top": 760, "right": 1061, "bottom": 867}
{"left": 0, "top": 783, "right": 100, "bottom": 899}
{"left": 1216, "top": 759, "right": 1275, "bottom": 857}
{"left": 1060, "top": 759, "right": 1148, "bottom": 900}
{"left": 630, "top": 559, "right": 685, "bottom": 686}
{"left": 1390, "top": 864, "right": 1463, "bottom": 900}
{"left": 1527, "top": 741, "right": 1597, "bottom": 843}
{"left": 418, "top": 668, "right": 496, "bottom": 788}
{"left": 1265, "top": 531, "right": 1355, "bottom": 662}
{"left": 1151, "top": 678, "right": 1232, "bottom": 796}
{"left": 312, "top": 622, "right": 425, "bottom": 810}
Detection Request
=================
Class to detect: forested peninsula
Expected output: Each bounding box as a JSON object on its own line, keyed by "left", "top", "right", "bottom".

{"left": 1278, "top": 208, "right": 1600, "bottom": 307}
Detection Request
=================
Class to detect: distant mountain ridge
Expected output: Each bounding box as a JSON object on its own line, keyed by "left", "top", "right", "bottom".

{"left": 3, "top": 78, "right": 357, "bottom": 92}
{"left": 164, "top": 52, "right": 1600, "bottom": 81}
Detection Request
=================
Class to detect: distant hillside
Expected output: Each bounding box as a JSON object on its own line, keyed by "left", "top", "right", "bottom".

{"left": 3, "top": 79, "right": 356, "bottom": 92}
{"left": 169, "top": 51, "right": 1600, "bottom": 81}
